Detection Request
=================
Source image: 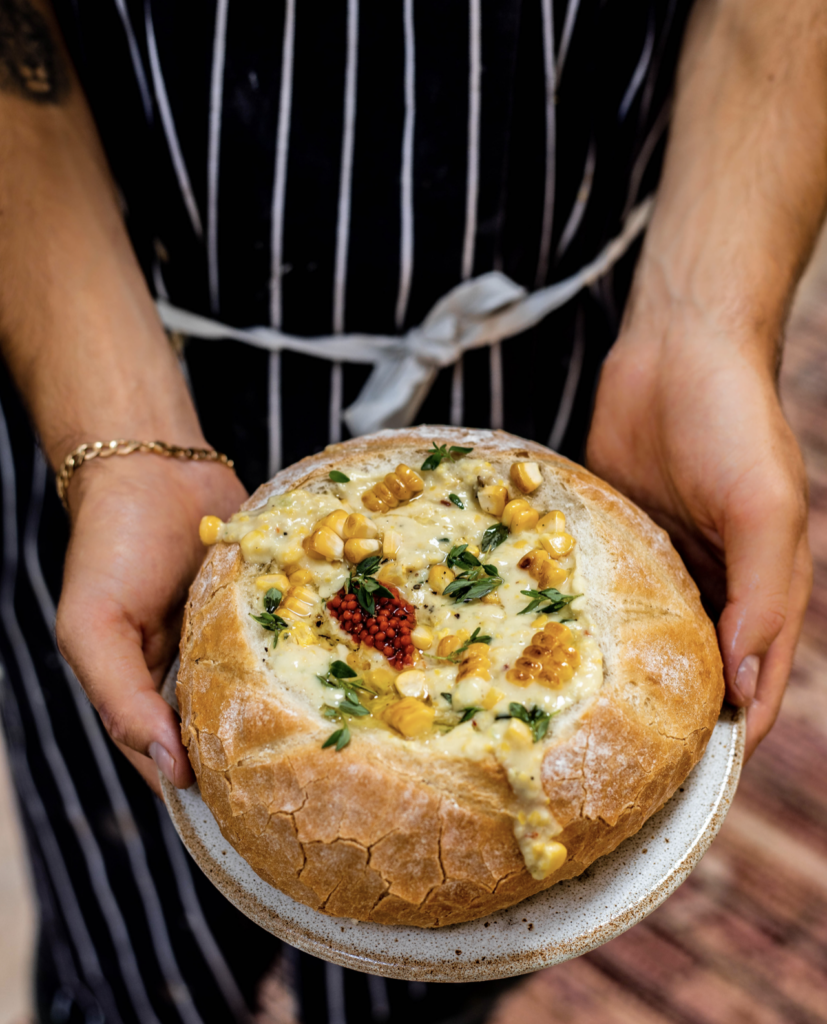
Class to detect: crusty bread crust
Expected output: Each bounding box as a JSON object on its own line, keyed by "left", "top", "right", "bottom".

{"left": 178, "top": 427, "right": 724, "bottom": 927}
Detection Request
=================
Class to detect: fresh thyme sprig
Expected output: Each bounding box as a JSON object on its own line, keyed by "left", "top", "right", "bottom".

{"left": 420, "top": 442, "right": 473, "bottom": 472}
{"left": 319, "top": 661, "right": 374, "bottom": 751}
{"left": 250, "top": 588, "right": 290, "bottom": 646}
{"left": 480, "top": 522, "right": 508, "bottom": 553}
{"left": 518, "top": 588, "right": 581, "bottom": 616}
{"left": 434, "top": 626, "right": 492, "bottom": 663}
{"left": 506, "top": 702, "right": 553, "bottom": 742}
{"left": 443, "top": 562, "right": 502, "bottom": 603}
{"left": 344, "top": 554, "right": 393, "bottom": 616}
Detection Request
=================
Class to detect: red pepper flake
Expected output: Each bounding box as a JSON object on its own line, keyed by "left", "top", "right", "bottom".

{"left": 327, "top": 585, "right": 417, "bottom": 668}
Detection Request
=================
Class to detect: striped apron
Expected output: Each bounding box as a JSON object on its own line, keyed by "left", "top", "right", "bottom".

{"left": 0, "top": 1, "right": 693, "bottom": 1021}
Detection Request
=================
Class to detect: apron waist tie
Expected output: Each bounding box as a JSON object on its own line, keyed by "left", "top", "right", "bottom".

{"left": 157, "top": 197, "right": 652, "bottom": 437}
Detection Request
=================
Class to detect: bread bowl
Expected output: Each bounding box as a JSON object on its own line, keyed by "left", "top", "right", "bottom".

{"left": 178, "top": 426, "right": 724, "bottom": 928}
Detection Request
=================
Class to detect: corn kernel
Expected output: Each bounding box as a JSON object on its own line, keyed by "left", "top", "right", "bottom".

{"left": 240, "top": 529, "right": 269, "bottom": 560}
{"left": 537, "top": 510, "right": 566, "bottom": 534}
{"left": 480, "top": 590, "right": 501, "bottom": 605}
{"left": 511, "top": 462, "right": 543, "bottom": 493}
{"left": 305, "top": 525, "right": 345, "bottom": 561}
{"left": 366, "top": 667, "right": 396, "bottom": 691}
{"left": 532, "top": 614, "right": 548, "bottom": 628}
{"left": 256, "top": 573, "right": 290, "bottom": 592}
{"left": 537, "top": 559, "right": 567, "bottom": 589}
{"left": 540, "top": 532, "right": 575, "bottom": 557}
{"left": 395, "top": 669, "right": 429, "bottom": 700}
{"left": 282, "top": 544, "right": 305, "bottom": 566}
{"left": 533, "top": 840, "right": 567, "bottom": 877}
{"left": 384, "top": 473, "right": 414, "bottom": 501}
{"left": 411, "top": 625, "right": 433, "bottom": 651}
{"left": 344, "top": 537, "right": 381, "bottom": 563}
{"left": 288, "top": 568, "right": 314, "bottom": 586}
{"left": 502, "top": 498, "right": 530, "bottom": 527}
{"left": 319, "top": 509, "right": 348, "bottom": 538}
{"left": 504, "top": 718, "right": 534, "bottom": 749}
{"left": 482, "top": 688, "right": 504, "bottom": 711}
{"left": 428, "top": 564, "right": 455, "bottom": 595}
{"left": 281, "top": 584, "right": 317, "bottom": 617}
{"left": 343, "top": 512, "right": 378, "bottom": 539}
{"left": 373, "top": 482, "right": 399, "bottom": 508}
{"left": 395, "top": 464, "right": 424, "bottom": 493}
{"left": 510, "top": 507, "right": 540, "bottom": 531}
{"left": 477, "top": 484, "right": 508, "bottom": 517}
{"left": 199, "top": 515, "right": 223, "bottom": 545}
{"left": 382, "top": 531, "right": 402, "bottom": 558}
{"left": 362, "top": 490, "right": 389, "bottom": 513}
{"left": 437, "top": 634, "right": 463, "bottom": 657}
{"left": 382, "top": 696, "right": 435, "bottom": 737}
{"left": 376, "top": 564, "right": 406, "bottom": 587}
{"left": 285, "top": 621, "right": 314, "bottom": 646}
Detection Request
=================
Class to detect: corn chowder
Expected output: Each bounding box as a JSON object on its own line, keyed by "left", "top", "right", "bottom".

{"left": 200, "top": 444, "right": 604, "bottom": 879}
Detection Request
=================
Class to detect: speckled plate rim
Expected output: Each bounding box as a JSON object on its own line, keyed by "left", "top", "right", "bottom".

{"left": 161, "top": 666, "right": 744, "bottom": 982}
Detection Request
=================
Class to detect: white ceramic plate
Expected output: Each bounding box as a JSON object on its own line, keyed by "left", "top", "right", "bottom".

{"left": 160, "top": 663, "right": 744, "bottom": 982}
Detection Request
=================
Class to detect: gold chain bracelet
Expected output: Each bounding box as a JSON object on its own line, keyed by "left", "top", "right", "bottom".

{"left": 56, "top": 439, "right": 235, "bottom": 511}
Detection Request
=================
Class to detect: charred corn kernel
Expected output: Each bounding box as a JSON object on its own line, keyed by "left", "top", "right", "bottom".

{"left": 366, "top": 667, "right": 396, "bottom": 692}
{"left": 477, "top": 484, "right": 509, "bottom": 517}
{"left": 395, "top": 464, "right": 424, "bottom": 493}
{"left": 504, "top": 718, "right": 534, "bottom": 749}
{"left": 533, "top": 841, "right": 567, "bottom": 877}
{"left": 480, "top": 589, "right": 501, "bottom": 605}
{"left": 199, "top": 515, "right": 223, "bottom": 545}
{"left": 362, "top": 489, "right": 389, "bottom": 513}
{"left": 457, "top": 640, "right": 491, "bottom": 682}
{"left": 411, "top": 625, "right": 434, "bottom": 651}
{"left": 375, "top": 482, "right": 399, "bottom": 507}
{"left": 383, "top": 696, "right": 435, "bottom": 737}
{"left": 482, "top": 688, "right": 505, "bottom": 711}
{"left": 506, "top": 667, "right": 533, "bottom": 685}
{"left": 501, "top": 497, "right": 530, "bottom": 527}
{"left": 288, "top": 568, "right": 314, "bottom": 586}
{"left": 383, "top": 531, "right": 402, "bottom": 558}
{"left": 428, "top": 564, "right": 455, "bottom": 595}
{"left": 537, "top": 559, "right": 567, "bottom": 589}
{"left": 342, "top": 513, "right": 378, "bottom": 539}
{"left": 540, "top": 531, "right": 575, "bottom": 557}
{"left": 281, "top": 584, "right": 317, "bottom": 617}
{"left": 510, "top": 507, "right": 540, "bottom": 531}
{"left": 395, "top": 669, "right": 429, "bottom": 700}
{"left": 384, "top": 473, "right": 414, "bottom": 501}
{"left": 511, "top": 461, "right": 543, "bottom": 493}
{"left": 305, "top": 525, "right": 345, "bottom": 561}
{"left": 465, "top": 642, "right": 490, "bottom": 659}
{"left": 537, "top": 510, "right": 566, "bottom": 534}
{"left": 319, "top": 509, "right": 348, "bottom": 538}
{"left": 240, "top": 529, "right": 270, "bottom": 560}
{"left": 344, "top": 537, "right": 381, "bottom": 563}
{"left": 256, "top": 573, "right": 290, "bottom": 592}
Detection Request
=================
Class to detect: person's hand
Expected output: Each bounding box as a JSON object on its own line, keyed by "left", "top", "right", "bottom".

{"left": 55, "top": 456, "right": 248, "bottom": 797}
{"left": 586, "top": 321, "right": 811, "bottom": 760}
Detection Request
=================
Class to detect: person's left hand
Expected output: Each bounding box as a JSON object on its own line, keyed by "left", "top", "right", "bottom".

{"left": 586, "top": 320, "right": 811, "bottom": 760}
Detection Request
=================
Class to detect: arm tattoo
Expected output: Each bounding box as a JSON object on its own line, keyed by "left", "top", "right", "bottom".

{"left": 0, "top": 0, "right": 66, "bottom": 103}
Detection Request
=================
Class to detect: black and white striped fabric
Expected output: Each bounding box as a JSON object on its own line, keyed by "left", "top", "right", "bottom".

{"left": 0, "top": 1, "right": 692, "bottom": 1021}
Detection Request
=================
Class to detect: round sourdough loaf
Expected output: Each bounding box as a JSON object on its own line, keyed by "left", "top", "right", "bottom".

{"left": 177, "top": 427, "right": 724, "bottom": 928}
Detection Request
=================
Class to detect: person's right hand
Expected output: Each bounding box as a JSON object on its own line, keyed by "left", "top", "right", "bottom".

{"left": 55, "top": 454, "right": 248, "bottom": 797}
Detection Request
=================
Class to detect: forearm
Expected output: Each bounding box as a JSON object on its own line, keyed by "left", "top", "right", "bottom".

{"left": 626, "top": 0, "right": 827, "bottom": 361}
{"left": 0, "top": 0, "right": 204, "bottom": 471}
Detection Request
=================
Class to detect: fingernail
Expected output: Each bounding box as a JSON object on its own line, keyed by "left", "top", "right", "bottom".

{"left": 733, "top": 655, "right": 760, "bottom": 705}
{"left": 149, "top": 741, "right": 177, "bottom": 786}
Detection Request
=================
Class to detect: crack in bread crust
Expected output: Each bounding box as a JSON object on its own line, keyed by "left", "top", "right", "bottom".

{"left": 178, "top": 427, "right": 724, "bottom": 928}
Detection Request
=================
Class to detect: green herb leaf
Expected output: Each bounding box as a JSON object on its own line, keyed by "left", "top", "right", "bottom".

{"left": 249, "top": 611, "right": 291, "bottom": 648}
{"left": 420, "top": 442, "right": 474, "bottom": 472}
{"left": 447, "top": 543, "right": 481, "bottom": 572}
{"left": 507, "top": 702, "right": 553, "bottom": 743}
{"left": 480, "top": 523, "right": 509, "bottom": 553}
{"left": 322, "top": 725, "right": 351, "bottom": 751}
{"left": 330, "top": 660, "right": 357, "bottom": 679}
{"left": 443, "top": 563, "right": 503, "bottom": 604}
{"left": 435, "top": 627, "right": 493, "bottom": 663}
{"left": 518, "top": 588, "right": 581, "bottom": 616}
{"left": 323, "top": 705, "right": 340, "bottom": 719}
{"left": 441, "top": 692, "right": 454, "bottom": 704}
{"left": 263, "top": 587, "right": 282, "bottom": 614}
{"left": 338, "top": 699, "right": 370, "bottom": 718}
{"left": 329, "top": 470, "right": 350, "bottom": 483}
{"left": 460, "top": 707, "right": 482, "bottom": 723}
{"left": 448, "top": 493, "right": 464, "bottom": 509}
{"left": 347, "top": 557, "right": 394, "bottom": 616}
